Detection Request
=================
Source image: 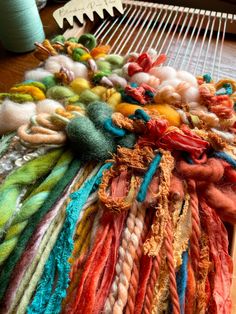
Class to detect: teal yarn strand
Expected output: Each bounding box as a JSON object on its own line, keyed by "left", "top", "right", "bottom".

{"left": 137, "top": 153, "right": 162, "bottom": 202}
{"left": 0, "top": 0, "right": 45, "bottom": 52}
{"left": 27, "top": 162, "right": 112, "bottom": 314}
{"left": 0, "top": 158, "right": 81, "bottom": 300}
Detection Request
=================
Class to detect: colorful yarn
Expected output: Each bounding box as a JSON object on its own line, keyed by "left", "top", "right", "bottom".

{"left": 137, "top": 152, "right": 162, "bottom": 202}
{"left": 0, "top": 158, "right": 81, "bottom": 300}
{"left": 0, "top": 32, "right": 236, "bottom": 314}
{"left": 28, "top": 163, "right": 112, "bottom": 314}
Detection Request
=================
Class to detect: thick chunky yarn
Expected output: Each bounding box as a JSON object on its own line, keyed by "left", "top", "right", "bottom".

{"left": 0, "top": 32, "right": 235, "bottom": 314}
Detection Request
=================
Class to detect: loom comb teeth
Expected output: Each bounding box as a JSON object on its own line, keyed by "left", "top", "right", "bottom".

{"left": 53, "top": 0, "right": 124, "bottom": 28}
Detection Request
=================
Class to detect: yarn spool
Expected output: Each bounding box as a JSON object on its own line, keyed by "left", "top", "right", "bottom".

{"left": 0, "top": 0, "right": 45, "bottom": 53}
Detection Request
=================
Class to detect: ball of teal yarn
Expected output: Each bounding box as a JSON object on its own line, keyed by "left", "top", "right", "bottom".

{"left": 0, "top": 0, "right": 45, "bottom": 53}
{"left": 51, "top": 35, "right": 65, "bottom": 44}
{"left": 46, "top": 86, "right": 75, "bottom": 100}
{"left": 117, "top": 133, "right": 136, "bottom": 148}
{"left": 67, "top": 37, "right": 79, "bottom": 43}
{"left": 42, "top": 76, "right": 57, "bottom": 90}
{"left": 66, "top": 117, "right": 115, "bottom": 161}
{"left": 105, "top": 55, "right": 124, "bottom": 69}
{"left": 87, "top": 101, "right": 113, "bottom": 130}
{"left": 96, "top": 61, "right": 112, "bottom": 73}
{"left": 72, "top": 48, "right": 86, "bottom": 62}
{"left": 79, "top": 90, "right": 100, "bottom": 105}
{"left": 78, "top": 34, "right": 97, "bottom": 50}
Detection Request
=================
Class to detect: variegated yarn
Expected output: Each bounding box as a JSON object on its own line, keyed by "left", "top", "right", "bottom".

{"left": 0, "top": 32, "right": 235, "bottom": 314}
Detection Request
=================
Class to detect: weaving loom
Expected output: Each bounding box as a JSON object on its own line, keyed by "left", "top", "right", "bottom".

{"left": 0, "top": 0, "right": 236, "bottom": 313}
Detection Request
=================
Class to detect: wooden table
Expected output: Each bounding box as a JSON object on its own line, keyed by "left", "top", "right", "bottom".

{"left": 0, "top": 3, "right": 62, "bottom": 92}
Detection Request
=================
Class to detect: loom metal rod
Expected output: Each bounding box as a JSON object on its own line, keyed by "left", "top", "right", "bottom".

{"left": 194, "top": 13, "right": 212, "bottom": 75}
{"left": 179, "top": 9, "right": 201, "bottom": 70}
{"left": 148, "top": 7, "right": 169, "bottom": 52}
{"left": 202, "top": 12, "right": 217, "bottom": 74}
{"left": 167, "top": 8, "right": 191, "bottom": 65}
{"left": 114, "top": 5, "right": 148, "bottom": 54}
{"left": 103, "top": 6, "right": 135, "bottom": 47}
{"left": 211, "top": 13, "right": 222, "bottom": 78}
{"left": 153, "top": 6, "right": 174, "bottom": 51}
{"left": 185, "top": 11, "right": 206, "bottom": 70}
{"left": 172, "top": 9, "right": 196, "bottom": 67}
{"left": 157, "top": 6, "right": 181, "bottom": 56}
{"left": 217, "top": 14, "right": 228, "bottom": 80}
{"left": 127, "top": 4, "right": 155, "bottom": 54}
{"left": 140, "top": 5, "right": 164, "bottom": 53}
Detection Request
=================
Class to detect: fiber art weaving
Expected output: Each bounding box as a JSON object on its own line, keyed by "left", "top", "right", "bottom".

{"left": 0, "top": 33, "right": 236, "bottom": 314}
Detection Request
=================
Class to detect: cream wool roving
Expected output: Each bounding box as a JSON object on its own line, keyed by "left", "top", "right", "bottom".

{"left": 0, "top": 33, "right": 236, "bottom": 314}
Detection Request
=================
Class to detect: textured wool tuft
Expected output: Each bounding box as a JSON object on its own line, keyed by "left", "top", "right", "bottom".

{"left": 0, "top": 100, "right": 36, "bottom": 134}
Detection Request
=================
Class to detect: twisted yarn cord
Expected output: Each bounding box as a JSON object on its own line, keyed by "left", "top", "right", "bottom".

{"left": 9, "top": 210, "right": 66, "bottom": 314}
{"left": 113, "top": 202, "right": 146, "bottom": 314}
{"left": 70, "top": 204, "right": 97, "bottom": 263}
{"left": 188, "top": 180, "right": 201, "bottom": 272}
{"left": 195, "top": 232, "right": 211, "bottom": 313}
{"left": 1, "top": 166, "right": 83, "bottom": 314}
{"left": 165, "top": 218, "right": 181, "bottom": 314}
{"left": 143, "top": 255, "right": 162, "bottom": 314}
{"left": 0, "top": 149, "right": 65, "bottom": 265}
{"left": 125, "top": 210, "right": 151, "bottom": 314}
{"left": 104, "top": 189, "right": 139, "bottom": 313}
{"left": 0, "top": 148, "right": 63, "bottom": 230}
{"left": 0, "top": 158, "right": 81, "bottom": 300}
{"left": 144, "top": 150, "right": 174, "bottom": 256}
{"left": 28, "top": 163, "right": 111, "bottom": 314}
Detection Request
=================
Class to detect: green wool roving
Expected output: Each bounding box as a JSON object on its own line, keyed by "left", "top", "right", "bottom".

{"left": 72, "top": 48, "right": 87, "bottom": 62}
{"left": 78, "top": 33, "right": 97, "bottom": 50}
{"left": 15, "top": 81, "right": 46, "bottom": 92}
{"left": 96, "top": 60, "right": 112, "bottom": 73}
{"left": 46, "top": 86, "right": 75, "bottom": 100}
{"left": 105, "top": 55, "right": 124, "bottom": 69}
{"left": 42, "top": 76, "right": 57, "bottom": 90}
{"left": 66, "top": 117, "right": 115, "bottom": 161}
{"left": 67, "top": 37, "right": 79, "bottom": 43}
{"left": 87, "top": 101, "right": 113, "bottom": 130}
{"left": 50, "top": 35, "right": 65, "bottom": 44}
{"left": 79, "top": 90, "right": 100, "bottom": 105}
{"left": 0, "top": 158, "right": 81, "bottom": 300}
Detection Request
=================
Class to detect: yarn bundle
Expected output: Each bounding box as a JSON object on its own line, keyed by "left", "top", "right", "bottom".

{"left": 0, "top": 33, "right": 235, "bottom": 314}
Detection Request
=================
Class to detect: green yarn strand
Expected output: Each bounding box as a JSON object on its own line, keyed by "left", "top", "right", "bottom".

{"left": 0, "top": 159, "right": 81, "bottom": 300}
{"left": 0, "top": 133, "right": 15, "bottom": 159}
{"left": 0, "top": 149, "right": 73, "bottom": 265}
{"left": 0, "top": 149, "right": 63, "bottom": 230}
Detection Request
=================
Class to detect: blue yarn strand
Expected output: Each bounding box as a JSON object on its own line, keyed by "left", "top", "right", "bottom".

{"left": 176, "top": 250, "right": 188, "bottom": 314}
{"left": 212, "top": 151, "right": 236, "bottom": 169}
{"left": 137, "top": 153, "right": 162, "bottom": 202}
{"left": 103, "top": 118, "right": 126, "bottom": 137}
{"left": 27, "top": 162, "right": 112, "bottom": 314}
{"left": 134, "top": 109, "right": 150, "bottom": 122}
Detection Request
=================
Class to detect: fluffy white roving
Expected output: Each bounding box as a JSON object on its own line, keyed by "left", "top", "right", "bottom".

{"left": 0, "top": 100, "right": 36, "bottom": 134}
